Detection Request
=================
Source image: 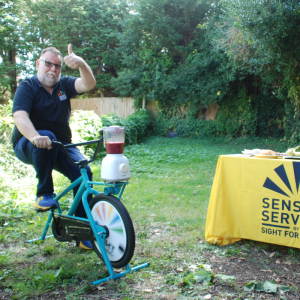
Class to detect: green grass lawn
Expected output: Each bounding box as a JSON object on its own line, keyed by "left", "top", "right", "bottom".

{"left": 0, "top": 136, "right": 299, "bottom": 299}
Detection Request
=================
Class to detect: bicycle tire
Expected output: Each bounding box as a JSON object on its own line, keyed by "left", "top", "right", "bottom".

{"left": 89, "top": 193, "right": 135, "bottom": 269}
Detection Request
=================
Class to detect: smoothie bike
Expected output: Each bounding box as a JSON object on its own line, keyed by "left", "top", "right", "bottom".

{"left": 26, "top": 126, "right": 149, "bottom": 285}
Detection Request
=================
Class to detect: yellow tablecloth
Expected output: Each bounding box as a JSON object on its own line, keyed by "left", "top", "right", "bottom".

{"left": 205, "top": 155, "right": 300, "bottom": 248}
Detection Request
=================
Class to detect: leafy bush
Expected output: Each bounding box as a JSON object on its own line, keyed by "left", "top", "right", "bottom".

{"left": 0, "top": 100, "right": 14, "bottom": 151}
{"left": 153, "top": 113, "right": 217, "bottom": 139}
{"left": 0, "top": 101, "right": 35, "bottom": 178}
{"left": 252, "top": 94, "right": 284, "bottom": 138}
{"left": 0, "top": 101, "right": 36, "bottom": 210}
{"left": 70, "top": 110, "right": 103, "bottom": 143}
{"left": 152, "top": 112, "right": 170, "bottom": 137}
{"left": 152, "top": 84, "right": 285, "bottom": 139}
{"left": 282, "top": 99, "right": 300, "bottom": 145}
{"left": 175, "top": 118, "right": 217, "bottom": 139}
{"left": 214, "top": 85, "right": 257, "bottom": 138}
{"left": 70, "top": 110, "right": 104, "bottom": 156}
{"left": 214, "top": 86, "right": 284, "bottom": 138}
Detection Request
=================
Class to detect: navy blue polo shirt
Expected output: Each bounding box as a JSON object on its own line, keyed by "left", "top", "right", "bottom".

{"left": 11, "top": 75, "right": 79, "bottom": 147}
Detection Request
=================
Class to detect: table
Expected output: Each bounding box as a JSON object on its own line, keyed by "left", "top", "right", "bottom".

{"left": 205, "top": 155, "right": 300, "bottom": 248}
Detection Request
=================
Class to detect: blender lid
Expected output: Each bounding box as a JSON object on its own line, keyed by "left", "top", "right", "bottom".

{"left": 103, "top": 126, "right": 125, "bottom": 131}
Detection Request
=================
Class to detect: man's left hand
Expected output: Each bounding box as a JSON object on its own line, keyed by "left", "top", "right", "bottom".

{"left": 64, "top": 44, "right": 84, "bottom": 69}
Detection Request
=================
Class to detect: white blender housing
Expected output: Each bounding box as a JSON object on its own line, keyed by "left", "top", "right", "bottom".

{"left": 101, "top": 126, "right": 131, "bottom": 182}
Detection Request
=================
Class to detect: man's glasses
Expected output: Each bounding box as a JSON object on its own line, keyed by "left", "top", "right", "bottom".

{"left": 39, "top": 59, "right": 63, "bottom": 70}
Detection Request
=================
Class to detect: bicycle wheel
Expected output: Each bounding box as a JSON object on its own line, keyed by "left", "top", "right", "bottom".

{"left": 89, "top": 193, "right": 135, "bottom": 269}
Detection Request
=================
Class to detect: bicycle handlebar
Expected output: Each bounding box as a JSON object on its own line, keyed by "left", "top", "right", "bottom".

{"left": 52, "top": 131, "right": 103, "bottom": 166}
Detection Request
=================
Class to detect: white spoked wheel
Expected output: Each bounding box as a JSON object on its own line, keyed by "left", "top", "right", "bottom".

{"left": 89, "top": 193, "right": 135, "bottom": 269}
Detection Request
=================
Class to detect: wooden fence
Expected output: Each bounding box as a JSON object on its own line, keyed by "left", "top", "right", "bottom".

{"left": 71, "top": 97, "right": 218, "bottom": 120}
{"left": 71, "top": 97, "right": 136, "bottom": 118}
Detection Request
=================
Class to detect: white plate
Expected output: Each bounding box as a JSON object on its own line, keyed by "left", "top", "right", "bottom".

{"left": 228, "top": 154, "right": 252, "bottom": 157}
{"left": 254, "top": 154, "right": 282, "bottom": 159}
{"left": 242, "top": 151, "right": 253, "bottom": 155}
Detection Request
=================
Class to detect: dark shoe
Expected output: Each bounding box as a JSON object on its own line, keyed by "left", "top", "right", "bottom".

{"left": 33, "top": 195, "right": 58, "bottom": 212}
{"left": 79, "top": 241, "right": 93, "bottom": 250}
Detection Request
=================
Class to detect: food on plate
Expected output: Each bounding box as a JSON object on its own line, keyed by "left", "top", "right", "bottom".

{"left": 285, "top": 146, "right": 300, "bottom": 156}
{"left": 259, "top": 149, "right": 277, "bottom": 156}
{"left": 286, "top": 148, "right": 294, "bottom": 156}
{"left": 242, "top": 149, "right": 260, "bottom": 155}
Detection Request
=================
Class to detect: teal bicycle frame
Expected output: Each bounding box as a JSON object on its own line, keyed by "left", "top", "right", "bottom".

{"left": 26, "top": 138, "right": 149, "bottom": 285}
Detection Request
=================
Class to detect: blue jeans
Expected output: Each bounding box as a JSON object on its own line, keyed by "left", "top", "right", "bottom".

{"left": 14, "top": 130, "right": 93, "bottom": 218}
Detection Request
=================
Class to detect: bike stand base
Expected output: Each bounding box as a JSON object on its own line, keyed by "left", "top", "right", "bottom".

{"left": 91, "top": 262, "right": 150, "bottom": 286}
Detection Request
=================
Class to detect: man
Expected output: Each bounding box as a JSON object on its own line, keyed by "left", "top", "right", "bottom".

{"left": 12, "top": 44, "right": 96, "bottom": 249}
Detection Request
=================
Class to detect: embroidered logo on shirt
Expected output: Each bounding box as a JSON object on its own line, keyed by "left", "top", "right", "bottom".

{"left": 58, "top": 91, "right": 67, "bottom": 101}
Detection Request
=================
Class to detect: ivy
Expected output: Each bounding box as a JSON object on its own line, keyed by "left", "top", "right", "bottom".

{"left": 153, "top": 83, "right": 285, "bottom": 140}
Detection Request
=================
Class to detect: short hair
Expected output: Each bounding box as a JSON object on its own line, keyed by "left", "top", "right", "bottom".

{"left": 40, "top": 47, "right": 62, "bottom": 58}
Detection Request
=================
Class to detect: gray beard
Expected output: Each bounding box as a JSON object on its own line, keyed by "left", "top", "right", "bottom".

{"left": 37, "top": 73, "right": 61, "bottom": 88}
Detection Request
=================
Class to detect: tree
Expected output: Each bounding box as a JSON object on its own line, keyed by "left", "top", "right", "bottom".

{"left": 22, "top": 0, "right": 129, "bottom": 97}
{"left": 0, "top": 0, "right": 27, "bottom": 101}
{"left": 112, "top": 0, "right": 220, "bottom": 116}
{"left": 216, "top": 0, "right": 300, "bottom": 142}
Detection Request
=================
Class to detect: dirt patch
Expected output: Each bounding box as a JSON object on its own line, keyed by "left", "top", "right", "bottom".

{"left": 203, "top": 242, "right": 300, "bottom": 299}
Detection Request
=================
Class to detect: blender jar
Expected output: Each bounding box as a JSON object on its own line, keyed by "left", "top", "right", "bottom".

{"left": 103, "top": 126, "right": 125, "bottom": 154}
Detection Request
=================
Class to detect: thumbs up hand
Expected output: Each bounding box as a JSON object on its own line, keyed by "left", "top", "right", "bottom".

{"left": 68, "top": 43, "right": 73, "bottom": 55}
{"left": 63, "top": 43, "right": 96, "bottom": 93}
{"left": 64, "top": 43, "right": 84, "bottom": 69}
